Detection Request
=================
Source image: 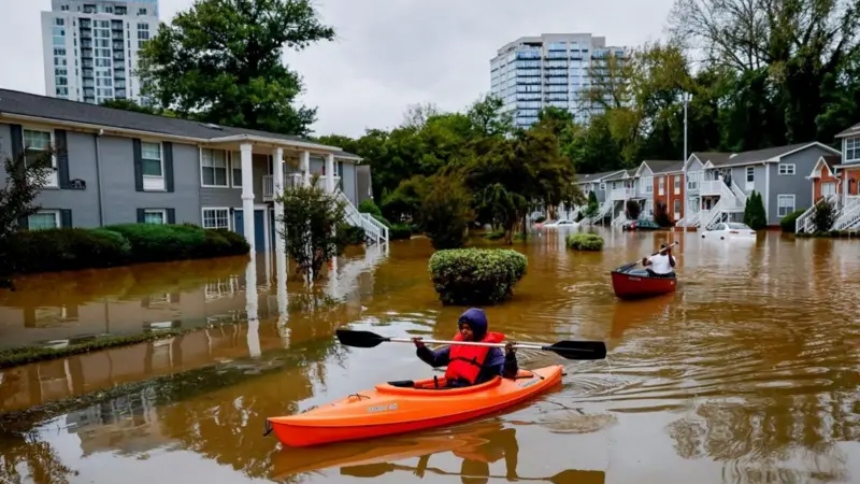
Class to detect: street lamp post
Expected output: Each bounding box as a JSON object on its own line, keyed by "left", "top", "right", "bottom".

{"left": 681, "top": 92, "right": 692, "bottom": 227}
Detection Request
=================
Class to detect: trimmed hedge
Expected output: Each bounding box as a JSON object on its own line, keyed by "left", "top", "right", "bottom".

{"left": 338, "top": 224, "right": 366, "bottom": 246}
{"left": 566, "top": 233, "right": 604, "bottom": 251}
{"left": 428, "top": 248, "right": 527, "bottom": 305}
{"left": 8, "top": 223, "right": 249, "bottom": 275}
{"left": 780, "top": 209, "right": 805, "bottom": 233}
{"left": 389, "top": 223, "right": 412, "bottom": 240}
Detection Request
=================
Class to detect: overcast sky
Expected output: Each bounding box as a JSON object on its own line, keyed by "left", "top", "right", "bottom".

{"left": 2, "top": 0, "right": 674, "bottom": 138}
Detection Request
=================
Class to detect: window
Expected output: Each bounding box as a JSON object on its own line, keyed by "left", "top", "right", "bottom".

{"left": 144, "top": 209, "right": 166, "bottom": 224}
{"left": 687, "top": 170, "right": 700, "bottom": 190}
{"left": 141, "top": 141, "right": 164, "bottom": 190}
{"left": 778, "top": 164, "right": 796, "bottom": 175}
{"left": 658, "top": 177, "right": 665, "bottom": 194}
{"left": 28, "top": 211, "right": 59, "bottom": 230}
{"left": 746, "top": 166, "right": 755, "bottom": 183}
{"left": 673, "top": 199, "right": 681, "bottom": 215}
{"left": 777, "top": 194, "right": 795, "bottom": 217}
{"left": 846, "top": 137, "right": 860, "bottom": 162}
{"left": 202, "top": 208, "right": 230, "bottom": 229}
{"left": 201, "top": 149, "right": 228, "bottom": 186}
{"left": 599, "top": 182, "right": 605, "bottom": 191}
{"left": 643, "top": 176, "right": 652, "bottom": 193}
{"left": 231, "top": 151, "right": 242, "bottom": 187}
{"left": 22, "top": 128, "right": 58, "bottom": 186}
{"left": 674, "top": 175, "right": 681, "bottom": 194}
{"left": 822, "top": 182, "right": 836, "bottom": 197}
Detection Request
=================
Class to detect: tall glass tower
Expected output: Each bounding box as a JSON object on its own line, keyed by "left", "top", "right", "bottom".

{"left": 490, "top": 33, "right": 630, "bottom": 129}
{"left": 41, "top": 0, "right": 160, "bottom": 105}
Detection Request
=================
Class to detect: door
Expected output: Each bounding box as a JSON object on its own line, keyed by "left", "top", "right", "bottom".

{"left": 233, "top": 209, "right": 266, "bottom": 251}
{"left": 745, "top": 166, "right": 755, "bottom": 192}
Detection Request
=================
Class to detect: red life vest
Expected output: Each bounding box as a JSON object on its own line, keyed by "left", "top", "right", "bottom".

{"left": 444, "top": 331, "right": 505, "bottom": 384}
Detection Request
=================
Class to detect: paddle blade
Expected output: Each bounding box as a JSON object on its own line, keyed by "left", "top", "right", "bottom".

{"left": 543, "top": 341, "right": 607, "bottom": 360}
{"left": 550, "top": 469, "right": 606, "bottom": 484}
{"left": 335, "top": 328, "right": 389, "bottom": 348}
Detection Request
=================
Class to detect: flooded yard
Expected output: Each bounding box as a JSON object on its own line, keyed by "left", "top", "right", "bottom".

{"left": 2, "top": 228, "right": 860, "bottom": 483}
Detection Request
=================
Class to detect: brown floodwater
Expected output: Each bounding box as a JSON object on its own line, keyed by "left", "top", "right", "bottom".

{"left": 3, "top": 228, "right": 860, "bottom": 483}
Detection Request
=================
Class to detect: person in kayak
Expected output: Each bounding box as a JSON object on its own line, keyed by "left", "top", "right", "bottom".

{"left": 641, "top": 242, "right": 676, "bottom": 278}
{"left": 412, "top": 307, "right": 518, "bottom": 387}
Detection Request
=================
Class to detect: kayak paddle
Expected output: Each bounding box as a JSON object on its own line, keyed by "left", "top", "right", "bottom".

{"left": 335, "top": 328, "right": 607, "bottom": 360}
{"left": 341, "top": 462, "right": 606, "bottom": 483}
{"left": 616, "top": 240, "right": 678, "bottom": 273}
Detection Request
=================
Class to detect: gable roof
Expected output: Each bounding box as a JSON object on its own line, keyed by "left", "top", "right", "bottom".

{"left": 574, "top": 169, "right": 625, "bottom": 184}
{"left": 603, "top": 169, "right": 635, "bottom": 182}
{"left": 807, "top": 154, "right": 841, "bottom": 179}
{"left": 687, "top": 143, "right": 839, "bottom": 170}
{"left": 638, "top": 160, "right": 683, "bottom": 175}
{"left": 836, "top": 121, "right": 860, "bottom": 138}
{"left": 0, "top": 88, "right": 361, "bottom": 159}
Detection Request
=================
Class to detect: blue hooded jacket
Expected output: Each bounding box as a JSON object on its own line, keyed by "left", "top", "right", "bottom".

{"left": 416, "top": 308, "right": 518, "bottom": 385}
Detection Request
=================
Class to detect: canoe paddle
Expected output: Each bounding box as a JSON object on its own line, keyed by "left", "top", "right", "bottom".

{"left": 335, "top": 328, "right": 607, "bottom": 360}
{"left": 617, "top": 240, "right": 679, "bottom": 273}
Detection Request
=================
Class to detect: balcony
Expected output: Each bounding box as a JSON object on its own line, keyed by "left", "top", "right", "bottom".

{"left": 700, "top": 180, "right": 723, "bottom": 196}
{"left": 263, "top": 173, "right": 340, "bottom": 200}
{"left": 610, "top": 187, "right": 636, "bottom": 201}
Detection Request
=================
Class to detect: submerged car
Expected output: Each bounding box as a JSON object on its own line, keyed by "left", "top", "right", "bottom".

{"left": 621, "top": 219, "right": 662, "bottom": 231}
{"left": 701, "top": 222, "right": 757, "bottom": 240}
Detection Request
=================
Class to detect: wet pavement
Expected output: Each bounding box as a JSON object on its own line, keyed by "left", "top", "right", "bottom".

{"left": 2, "top": 228, "right": 860, "bottom": 483}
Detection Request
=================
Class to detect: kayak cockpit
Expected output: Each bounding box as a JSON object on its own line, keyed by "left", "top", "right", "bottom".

{"left": 377, "top": 375, "right": 504, "bottom": 395}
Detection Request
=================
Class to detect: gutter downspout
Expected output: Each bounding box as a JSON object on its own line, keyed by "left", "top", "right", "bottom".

{"left": 95, "top": 129, "right": 104, "bottom": 226}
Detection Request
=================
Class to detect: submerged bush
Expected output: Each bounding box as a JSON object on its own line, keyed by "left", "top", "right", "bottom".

{"left": 8, "top": 223, "right": 249, "bottom": 275}
{"left": 428, "top": 248, "right": 527, "bottom": 305}
{"left": 566, "top": 233, "right": 604, "bottom": 251}
{"left": 779, "top": 209, "right": 805, "bottom": 233}
{"left": 389, "top": 223, "right": 412, "bottom": 240}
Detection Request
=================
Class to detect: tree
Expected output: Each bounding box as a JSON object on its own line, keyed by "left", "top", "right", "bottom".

{"left": 625, "top": 199, "right": 642, "bottom": 220}
{"left": 420, "top": 175, "right": 473, "bottom": 250}
{"left": 0, "top": 147, "right": 56, "bottom": 289}
{"left": 275, "top": 175, "right": 347, "bottom": 282}
{"left": 654, "top": 200, "right": 674, "bottom": 227}
{"left": 812, "top": 197, "right": 837, "bottom": 233}
{"left": 137, "top": 0, "right": 335, "bottom": 136}
{"left": 743, "top": 191, "right": 767, "bottom": 229}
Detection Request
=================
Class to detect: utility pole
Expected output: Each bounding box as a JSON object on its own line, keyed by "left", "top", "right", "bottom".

{"left": 681, "top": 92, "right": 691, "bottom": 227}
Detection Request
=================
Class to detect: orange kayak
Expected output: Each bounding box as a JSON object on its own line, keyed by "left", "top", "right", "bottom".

{"left": 267, "top": 365, "right": 564, "bottom": 447}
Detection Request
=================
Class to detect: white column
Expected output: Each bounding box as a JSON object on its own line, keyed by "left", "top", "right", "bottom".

{"left": 325, "top": 153, "right": 335, "bottom": 193}
{"left": 272, "top": 147, "right": 286, "bottom": 278}
{"left": 240, "top": 143, "right": 255, "bottom": 252}
{"left": 244, "top": 253, "right": 261, "bottom": 358}
{"left": 300, "top": 150, "right": 310, "bottom": 186}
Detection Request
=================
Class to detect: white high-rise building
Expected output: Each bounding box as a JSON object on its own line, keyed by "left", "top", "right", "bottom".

{"left": 41, "top": 0, "right": 160, "bottom": 105}
{"left": 490, "top": 33, "right": 630, "bottom": 129}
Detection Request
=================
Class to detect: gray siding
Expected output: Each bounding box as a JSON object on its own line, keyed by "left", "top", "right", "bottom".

{"left": 340, "top": 161, "right": 357, "bottom": 205}
{"left": 765, "top": 146, "right": 834, "bottom": 225}
{"left": 100, "top": 136, "right": 201, "bottom": 225}
{"left": 685, "top": 157, "right": 704, "bottom": 195}
{"left": 728, "top": 164, "right": 766, "bottom": 197}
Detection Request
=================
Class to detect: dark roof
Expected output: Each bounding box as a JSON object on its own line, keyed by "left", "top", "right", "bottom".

{"left": 0, "top": 89, "right": 361, "bottom": 158}
{"left": 822, "top": 154, "right": 841, "bottom": 168}
{"left": 641, "top": 160, "right": 683, "bottom": 174}
{"left": 836, "top": 122, "right": 860, "bottom": 138}
{"left": 603, "top": 169, "right": 635, "bottom": 182}
{"left": 691, "top": 151, "right": 734, "bottom": 166}
{"left": 691, "top": 143, "right": 832, "bottom": 167}
{"left": 574, "top": 169, "right": 624, "bottom": 183}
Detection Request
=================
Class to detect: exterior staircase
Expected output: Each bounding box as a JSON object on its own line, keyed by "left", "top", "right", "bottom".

{"left": 583, "top": 199, "right": 613, "bottom": 225}
{"left": 336, "top": 191, "right": 389, "bottom": 245}
{"left": 833, "top": 197, "right": 860, "bottom": 231}
{"left": 795, "top": 194, "right": 840, "bottom": 234}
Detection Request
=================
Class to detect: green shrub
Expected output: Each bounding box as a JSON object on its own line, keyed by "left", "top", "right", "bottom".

{"left": 358, "top": 199, "right": 383, "bottom": 218}
{"left": 484, "top": 228, "right": 505, "bottom": 240}
{"left": 389, "top": 223, "right": 412, "bottom": 240}
{"left": 812, "top": 198, "right": 836, "bottom": 232}
{"left": 743, "top": 191, "right": 767, "bottom": 229}
{"left": 9, "top": 228, "right": 131, "bottom": 274}
{"left": 566, "top": 233, "right": 604, "bottom": 251}
{"left": 535, "top": 215, "right": 546, "bottom": 223}
{"left": 428, "top": 248, "right": 527, "bottom": 305}
{"left": 779, "top": 209, "right": 805, "bottom": 233}
{"left": 371, "top": 213, "right": 392, "bottom": 227}
{"left": 337, "top": 224, "right": 366, "bottom": 246}
{"left": 421, "top": 176, "right": 473, "bottom": 250}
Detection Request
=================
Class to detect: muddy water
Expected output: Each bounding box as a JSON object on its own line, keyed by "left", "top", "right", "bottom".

{"left": 3, "top": 229, "right": 860, "bottom": 483}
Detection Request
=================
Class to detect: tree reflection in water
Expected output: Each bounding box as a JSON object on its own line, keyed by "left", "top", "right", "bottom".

{"left": 0, "top": 427, "right": 76, "bottom": 484}
{"left": 667, "top": 400, "right": 852, "bottom": 482}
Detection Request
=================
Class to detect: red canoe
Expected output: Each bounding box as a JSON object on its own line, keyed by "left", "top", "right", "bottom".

{"left": 610, "top": 267, "right": 677, "bottom": 300}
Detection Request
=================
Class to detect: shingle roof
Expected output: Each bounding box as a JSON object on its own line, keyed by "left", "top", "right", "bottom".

{"left": 836, "top": 122, "right": 860, "bottom": 138}
{"left": 574, "top": 169, "right": 624, "bottom": 183}
{"left": 641, "top": 160, "right": 683, "bottom": 174}
{"left": 0, "top": 89, "right": 361, "bottom": 158}
{"left": 691, "top": 143, "right": 832, "bottom": 167}
{"left": 603, "top": 169, "right": 635, "bottom": 182}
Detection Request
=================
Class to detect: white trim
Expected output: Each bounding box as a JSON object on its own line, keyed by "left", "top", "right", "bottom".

{"left": 208, "top": 133, "right": 339, "bottom": 152}
{"left": 778, "top": 163, "right": 796, "bottom": 175}
{"left": 21, "top": 125, "right": 59, "bottom": 187}
{"left": 200, "top": 147, "right": 230, "bottom": 188}
{"left": 230, "top": 150, "right": 243, "bottom": 188}
{"left": 140, "top": 139, "right": 165, "bottom": 191}
{"left": 28, "top": 209, "right": 60, "bottom": 230}
{"left": 143, "top": 208, "right": 167, "bottom": 224}
{"left": 703, "top": 160, "right": 715, "bottom": 169}
{"left": 769, "top": 141, "right": 841, "bottom": 160}
{"left": 806, "top": 156, "right": 831, "bottom": 179}
{"left": 201, "top": 206, "right": 231, "bottom": 230}
{"left": 776, "top": 193, "right": 795, "bottom": 218}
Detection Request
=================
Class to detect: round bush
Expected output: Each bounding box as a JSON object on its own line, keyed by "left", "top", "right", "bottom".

{"left": 389, "top": 223, "right": 412, "bottom": 240}
{"left": 428, "top": 248, "right": 528, "bottom": 305}
{"left": 566, "top": 233, "right": 604, "bottom": 251}
{"left": 779, "top": 209, "right": 805, "bottom": 233}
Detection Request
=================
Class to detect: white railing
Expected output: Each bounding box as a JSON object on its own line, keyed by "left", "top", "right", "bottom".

{"left": 719, "top": 181, "right": 742, "bottom": 210}
{"left": 796, "top": 194, "right": 840, "bottom": 233}
{"left": 611, "top": 211, "right": 627, "bottom": 227}
{"left": 678, "top": 210, "right": 701, "bottom": 228}
{"left": 730, "top": 182, "right": 747, "bottom": 206}
{"left": 264, "top": 173, "right": 339, "bottom": 200}
{"left": 700, "top": 198, "right": 728, "bottom": 230}
{"left": 610, "top": 187, "right": 636, "bottom": 201}
{"left": 700, "top": 180, "right": 723, "bottom": 197}
{"left": 833, "top": 196, "right": 860, "bottom": 231}
{"left": 335, "top": 190, "right": 389, "bottom": 244}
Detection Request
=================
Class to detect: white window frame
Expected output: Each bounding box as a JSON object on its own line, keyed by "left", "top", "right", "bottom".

{"left": 599, "top": 182, "right": 605, "bottom": 191}
{"left": 200, "top": 148, "right": 229, "bottom": 188}
{"left": 28, "top": 210, "right": 60, "bottom": 230}
{"left": 673, "top": 175, "right": 681, "bottom": 194}
{"left": 140, "top": 140, "right": 165, "bottom": 190}
{"left": 778, "top": 163, "right": 796, "bottom": 175}
{"left": 22, "top": 127, "right": 58, "bottom": 187}
{"left": 845, "top": 136, "right": 860, "bottom": 162}
{"left": 230, "top": 150, "right": 242, "bottom": 187}
{"left": 658, "top": 176, "right": 665, "bottom": 195}
{"left": 777, "top": 194, "right": 795, "bottom": 217}
{"left": 643, "top": 175, "right": 653, "bottom": 193}
{"left": 821, "top": 181, "right": 836, "bottom": 197}
{"left": 201, "top": 207, "right": 230, "bottom": 229}
{"left": 686, "top": 170, "right": 700, "bottom": 191}
{"left": 673, "top": 199, "right": 681, "bottom": 218}
{"left": 745, "top": 166, "right": 755, "bottom": 190}
{"left": 143, "top": 209, "right": 167, "bottom": 224}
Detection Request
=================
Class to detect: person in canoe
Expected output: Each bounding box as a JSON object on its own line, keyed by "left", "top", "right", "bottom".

{"left": 641, "top": 242, "right": 676, "bottom": 278}
{"left": 412, "top": 308, "right": 518, "bottom": 387}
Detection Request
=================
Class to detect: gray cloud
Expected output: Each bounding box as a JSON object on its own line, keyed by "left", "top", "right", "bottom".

{"left": 1, "top": 0, "right": 674, "bottom": 137}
